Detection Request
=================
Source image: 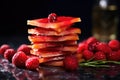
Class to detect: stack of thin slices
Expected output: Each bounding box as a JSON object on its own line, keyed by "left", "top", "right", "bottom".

{"left": 27, "top": 13, "right": 82, "bottom": 66}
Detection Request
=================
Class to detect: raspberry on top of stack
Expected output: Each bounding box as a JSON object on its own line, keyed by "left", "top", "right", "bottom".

{"left": 27, "top": 13, "right": 82, "bottom": 67}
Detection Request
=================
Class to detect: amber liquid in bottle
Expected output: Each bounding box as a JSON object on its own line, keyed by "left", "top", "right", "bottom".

{"left": 92, "top": 0, "right": 119, "bottom": 42}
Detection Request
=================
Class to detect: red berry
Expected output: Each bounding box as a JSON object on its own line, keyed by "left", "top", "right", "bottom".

{"left": 77, "top": 42, "right": 86, "bottom": 53}
{"left": 12, "top": 51, "right": 28, "bottom": 68}
{"left": 17, "top": 44, "right": 31, "bottom": 55}
{"left": 88, "top": 41, "right": 99, "bottom": 52}
{"left": 107, "top": 51, "right": 120, "bottom": 61}
{"left": 25, "top": 57, "right": 39, "bottom": 70}
{"left": 48, "top": 13, "right": 57, "bottom": 22}
{"left": 94, "top": 51, "right": 106, "bottom": 60}
{"left": 86, "top": 37, "right": 98, "bottom": 45}
{"left": 117, "top": 50, "right": 120, "bottom": 57}
{"left": 83, "top": 50, "right": 94, "bottom": 60}
{"left": 96, "top": 42, "right": 112, "bottom": 54}
{"left": 108, "top": 40, "right": 120, "bottom": 51}
{"left": 63, "top": 55, "right": 78, "bottom": 71}
{"left": 0, "top": 44, "right": 11, "bottom": 55}
{"left": 4, "top": 49, "right": 16, "bottom": 62}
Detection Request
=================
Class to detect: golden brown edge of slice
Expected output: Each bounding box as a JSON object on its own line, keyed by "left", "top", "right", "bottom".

{"left": 39, "top": 56, "right": 64, "bottom": 63}
{"left": 30, "top": 41, "right": 77, "bottom": 48}
{"left": 31, "top": 45, "right": 78, "bottom": 52}
{"left": 28, "top": 34, "right": 79, "bottom": 43}
{"left": 41, "top": 60, "right": 64, "bottom": 67}
{"left": 28, "top": 27, "right": 81, "bottom": 36}
{"left": 30, "top": 50, "right": 64, "bottom": 58}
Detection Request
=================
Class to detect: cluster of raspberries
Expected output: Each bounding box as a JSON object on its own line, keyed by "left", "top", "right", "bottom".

{"left": 78, "top": 37, "right": 120, "bottom": 61}
{"left": 0, "top": 44, "right": 39, "bottom": 70}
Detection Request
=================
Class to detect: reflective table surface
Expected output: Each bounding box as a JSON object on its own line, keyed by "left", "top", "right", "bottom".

{"left": 1, "top": 55, "right": 120, "bottom": 80}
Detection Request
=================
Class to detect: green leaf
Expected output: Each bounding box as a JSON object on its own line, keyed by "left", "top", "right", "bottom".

{"left": 79, "top": 60, "right": 120, "bottom": 68}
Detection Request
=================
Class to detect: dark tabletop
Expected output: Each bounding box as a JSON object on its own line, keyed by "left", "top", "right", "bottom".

{"left": 0, "top": 55, "right": 120, "bottom": 80}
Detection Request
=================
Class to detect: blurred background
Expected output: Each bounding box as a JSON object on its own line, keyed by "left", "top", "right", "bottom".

{"left": 0, "top": 0, "right": 120, "bottom": 46}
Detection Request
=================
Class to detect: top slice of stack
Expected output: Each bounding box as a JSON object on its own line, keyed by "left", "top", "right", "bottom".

{"left": 27, "top": 13, "right": 81, "bottom": 66}
{"left": 27, "top": 16, "right": 81, "bottom": 32}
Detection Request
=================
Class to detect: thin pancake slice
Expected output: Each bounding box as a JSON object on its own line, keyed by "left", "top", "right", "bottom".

{"left": 39, "top": 56, "right": 64, "bottom": 63}
{"left": 31, "top": 41, "right": 77, "bottom": 49}
{"left": 42, "top": 60, "right": 64, "bottom": 67}
{"left": 33, "top": 45, "right": 78, "bottom": 52}
{"left": 30, "top": 50, "right": 74, "bottom": 58}
{"left": 28, "top": 27, "right": 81, "bottom": 36}
{"left": 27, "top": 16, "right": 81, "bottom": 32}
{"left": 27, "top": 54, "right": 64, "bottom": 64}
{"left": 28, "top": 34, "right": 79, "bottom": 43}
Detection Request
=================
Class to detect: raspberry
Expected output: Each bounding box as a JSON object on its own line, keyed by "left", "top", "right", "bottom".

{"left": 107, "top": 51, "right": 120, "bottom": 61}
{"left": 117, "top": 50, "right": 120, "bottom": 57}
{"left": 83, "top": 50, "right": 94, "bottom": 60}
{"left": 77, "top": 42, "right": 86, "bottom": 53}
{"left": 86, "top": 37, "right": 98, "bottom": 45}
{"left": 25, "top": 57, "right": 39, "bottom": 70}
{"left": 88, "top": 41, "right": 99, "bottom": 52}
{"left": 4, "top": 49, "right": 16, "bottom": 62}
{"left": 108, "top": 40, "right": 120, "bottom": 51}
{"left": 48, "top": 13, "right": 57, "bottom": 22}
{"left": 96, "top": 42, "right": 112, "bottom": 54}
{"left": 63, "top": 55, "right": 78, "bottom": 71}
{"left": 17, "top": 44, "right": 31, "bottom": 55}
{"left": 0, "top": 44, "right": 11, "bottom": 55}
{"left": 12, "top": 51, "right": 28, "bottom": 68}
{"left": 94, "top": 51, "right": 106, "bottom": 60}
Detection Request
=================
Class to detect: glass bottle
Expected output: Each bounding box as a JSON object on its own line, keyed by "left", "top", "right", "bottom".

{"left": 92, "top": 0, "right": 119, "bottom": 42}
